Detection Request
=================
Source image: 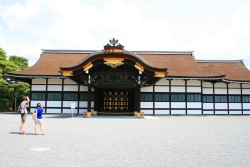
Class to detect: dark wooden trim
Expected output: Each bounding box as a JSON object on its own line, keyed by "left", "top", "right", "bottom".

{"left": 185, "top": 80, "right": 187, "bottom": 115}
{"left": 227, "top": 83, "right": 229, "bottom": 115}
{"left": 87, "top": 85, "right": 92, "bottom": 112}
{"left": 201, "top": 81, "right": 203, "bottom": 115}
{"left": 212, "top": 82, "right": 215, "bottom": 114}
{"left": 77, "top": 84, "right": 80, "bottom": 114}
{"left": 61, "top": 78, "right": 64, "bottom": 114}
{"left": 135, "top": 85, "right": 141, "bottom": 112}
{"left": 28, "top": 83, "right": 31, "bottom": 113}
{"left": 169, "top": 80, "right": 172, "bottom": 115}
{"left": 153, "top": 84, "right": 155, "bottom": 115}
{"left": 45, "top": 78, "right": 48, "bottom": 113}
{"left": 240, "top": 83, "right": 243, "bottom": 115}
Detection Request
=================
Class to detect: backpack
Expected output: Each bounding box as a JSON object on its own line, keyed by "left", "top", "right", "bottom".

{"left": 17, "top": 105, "right": 21, "bottom": 113}
{"left": 19, "top": 103, "right": 26, "bottom": 114}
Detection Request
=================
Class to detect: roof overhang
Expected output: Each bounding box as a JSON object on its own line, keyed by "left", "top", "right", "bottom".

{"left": 60, "top": 49, "right": 168, "bottom": 78}
{"left": 4, "top": 74, "right": 66, "bottom": 79}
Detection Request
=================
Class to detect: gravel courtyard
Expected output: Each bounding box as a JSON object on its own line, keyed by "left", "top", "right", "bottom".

{"left": 0, "top": 112, "right": 250, "bottom": 167}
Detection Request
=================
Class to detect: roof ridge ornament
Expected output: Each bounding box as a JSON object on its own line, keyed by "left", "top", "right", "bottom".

{"left": 109, "top": 38, "right": 119, "bottom": 46}
{"left": 104, "top": 38, "right": 124, "bottom": 51}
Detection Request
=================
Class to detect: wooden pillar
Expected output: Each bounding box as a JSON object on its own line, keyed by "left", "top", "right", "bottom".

{"left": 45, "top": 78, "right": 48, "bottom": 114}
{"left": 135, "top": 85, "right": 141, "bottom": 112}
{"left": 88, "top": 85, "right": 92, "bottom": 112}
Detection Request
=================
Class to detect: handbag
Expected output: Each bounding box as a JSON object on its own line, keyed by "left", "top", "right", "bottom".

{"left": 17, "top": 105, "right": 21, "bottom": 113}
{"left": 18, "top": 104, "right": 25, "bottom": 114}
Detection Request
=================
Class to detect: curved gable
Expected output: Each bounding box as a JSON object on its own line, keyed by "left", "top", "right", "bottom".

{"left": 60, "top": 45, "right": 168, "bottom": 78}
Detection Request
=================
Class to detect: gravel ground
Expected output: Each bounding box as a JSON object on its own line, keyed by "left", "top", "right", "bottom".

{"left": 0, "top": 112, "right": 250, "bottom": 167}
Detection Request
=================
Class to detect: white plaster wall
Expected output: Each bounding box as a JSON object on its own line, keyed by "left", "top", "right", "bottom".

{"left": 214, "top": 88, "right": 227, "bottom": 94}
{"left": 187, "top": 87, "right": 201, "bottom": 92}
{"left": 47, "top": 85, "right": 62, "bottom": 91}
{"left": 63, "top": 101, "right": 78, "bottom": 107}
{"left": 47, "top": 101, "right": 61, "bottom": 107}
{"left": 171, "top": 110, "right": 186, "bottom": 114}
{"left": 141, "top": 86, "right": 153, "bottom": 92}
{"left": 202, "top": 82, "right": 213, "bottom": 87}
{"left": 171, "top": 102, "right": 185, "bottom": 108}
{"left": 31, "top": 85, "right": 46, "bottom": 91}
{"left": 242, "top": 84, "right": 250, "bottom": 88}
{"left": 228, "top": 89, "right": 241, "bottom": 94}
{"left": 203, "top": 111, "right": 214, "bottom": 114}
{"left": 32, "top": 78, "right": 46, "bottom": 84}
{"left": 171, "top": 80, "right": 185, "bottom": 85}
{"left": 80, "top": 86, "right": 88, "bottom": 91}
{"left": 243, "top": 103, "right": 250, "bottom": 109}
{"left": 202, "top": 88, "right": 213, "bottom": 94}
{"left": 171, "top": 86, "right": 185, "bottom": 92}
{"left": 203, "top": 103, "right": 214, "bottom": 109}
{"left": 215, "top": 103, "right": 227, "bottom": 109}
{"left": 229, "top": 111, "right": 242, "bottom": 114}
{"left": 155, "top": 110, "right": 170, "bottom": 115}
{"left": 229, "top": 103, "right": 242, "bottom": 109}
{"left": 31, "top": 101, "right": 46, "bottom": 107}
{"left": 64, "top": 85, "right": 78, "bottom": 91}
{"left": 242, "top": 89, "right": 250, "bottom": 94}
{"left": 187, "top": 102, "right": 201, "bottom": 108}
{"left": 154, "top": 102, "right": 170, "bottom": 108}
{"left": 46, "top": 108, "right": 61, "bottom": 114}
{"left": 228, "top": 83, "right": 241, "bottom": 88}
{"left": 64, "top": 79, "right": 77, "bottom": 84}
{"left": 154, "top": 86, "right": 169, "bottom": 92}
{"left": 48, "top": 79, "right": 62, "bottom": 84}
{"left": 63, "top": 109, "right": 78, "bottom": 114}
{"left": 79, "top": 109, "right": 88, "bottom": 114}
{"left": 141, "top": 110, "right": 153, "bottom": 115}
{"left": 215, "top": 111, "right": 228, "bottom": 114}
{"left": 79, "top": 101, "right": 94, "bottom": 108}
{"left": 187, "top": 80, "right": 201, "bottom": 86}
{"left": 140, "top": 102, "right": 153, "bottom": 108}
{"left": 30, "top": 107, "right": 37, "bottom": 113}
{"left": 187, "top": 110, "right": 202, "bottom": 114}
{"left": 214, "top": 83, "right": 227, "bottom": 88}
{"left": 79, "top": 101, "right": 88, "bottom": 107}
{"left": 243, "top": 111, "right": 250, "bottom": 114}
{"left": 155, "top": 79, "right": 169, "bottom": 85}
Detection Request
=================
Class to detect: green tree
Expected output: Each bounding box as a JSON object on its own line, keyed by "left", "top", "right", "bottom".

{"left": 0, "top": 48, "right": 30, "bottom": 112}
{"left": 0, "top": 48, "right": 8, "bottom": 86}
{"left": 9, "top": 55, "right": 29, "bottom": 70}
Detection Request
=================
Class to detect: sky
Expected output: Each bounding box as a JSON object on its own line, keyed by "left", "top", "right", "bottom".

{"left": 0, "top": 0, "right": 250, "bottom": 69}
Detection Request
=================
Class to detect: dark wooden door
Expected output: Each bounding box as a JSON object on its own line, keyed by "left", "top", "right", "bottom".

{"left": 96, "top": 89, "right": 135, "bottom": 115}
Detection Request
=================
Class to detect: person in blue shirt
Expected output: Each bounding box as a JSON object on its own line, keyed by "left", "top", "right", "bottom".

{"left": 33, "top": 103, "right": 44, "bottom": 135}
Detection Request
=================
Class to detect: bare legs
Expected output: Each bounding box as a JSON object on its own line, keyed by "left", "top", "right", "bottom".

{"left": 19, "top": 114, "right": 27, "bottom": 134}
{"left": 34, "top": 123, "right": 38, "bottom": 134}
{"left": 34, "top": 120, "right": 44, "bottom": 135}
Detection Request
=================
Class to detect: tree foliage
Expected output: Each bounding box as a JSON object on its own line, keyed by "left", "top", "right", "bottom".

{"left": 9, "top": 55, "right": 29, "bottom": 70}
{"left": 0, "top": 48, "right": 30, "bottom": 111}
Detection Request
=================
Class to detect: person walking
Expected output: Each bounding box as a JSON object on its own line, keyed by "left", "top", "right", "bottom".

{"left": 33, "top": 103, "right": 44, "bottom": 135}
{"left": 19, "top": 96, "right": 30, "bottom": 135}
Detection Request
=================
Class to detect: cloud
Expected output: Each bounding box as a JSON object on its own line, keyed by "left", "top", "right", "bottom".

{"left": 192, "top": 2, "right": 250, "bottom": 65}
{"left": 0, "top": 0, "right": 250, "bottom": 69}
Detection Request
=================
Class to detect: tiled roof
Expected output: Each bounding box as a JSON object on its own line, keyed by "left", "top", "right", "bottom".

{"left": 7, "top": 50, "right": 250, "bottom": 82}
{"left": 197, "top": 61, "right": 250, "bottom": 82}
{"left": 10, "top": 52, "right": 90, "bottom": 76}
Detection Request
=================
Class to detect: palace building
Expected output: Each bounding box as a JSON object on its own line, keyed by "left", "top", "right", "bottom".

{"left": 6, "top": 39, "right": 250, "bottom": 115}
